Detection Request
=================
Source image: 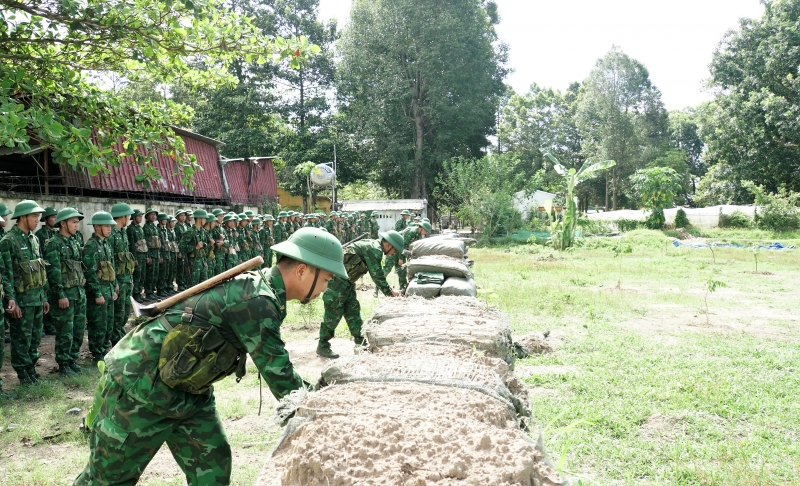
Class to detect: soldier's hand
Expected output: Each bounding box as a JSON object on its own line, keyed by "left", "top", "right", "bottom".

{"left": 146, "top": 257, "right": 152, "bottom": 265}
{"left": 6, "top": 300, "right": 21, "bottom": 319}
{"left": 390, "top": 290, "right": 400, "bottom": 297}
{"left": 177, "top": 254, "right": 182, "bottom": 259}
{"left": 215, "top": 240, "right": 223, "bottom": 246}
{"left": 95, "top": 296, "right": 105, "bottom": 305}
{"left": 113, "top": 291, "right": 119, "bottom": 301}
{"left": 134, "top": 260, "right": 139, "bottom": 266}
{"left": 196, "top": 242, "right": 204, "bottom": 249}
{"left": 43, "top": 301, "right": 50, "bottom": 315}
{"left": 398, "top": 259, "right": 404, "bottom": 266}
{"left": 58, "top": 297, "right": 70, "bottom": 309}
{"left": 159, "top": 258, "right": 163, "bottom": 264}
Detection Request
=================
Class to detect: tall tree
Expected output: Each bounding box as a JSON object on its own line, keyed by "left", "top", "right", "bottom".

{"left": 701, "top": 0, "right": 800, "bottom": 195}
{"left": 337, "top": 0, "right": 508, "bottom": 200}
{"left": 576, "top": 47, "right": 668, "bottom": 210}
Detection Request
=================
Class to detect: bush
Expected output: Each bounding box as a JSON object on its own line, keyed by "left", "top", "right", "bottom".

{"left": 614, "top": 218, "right": 642, "bottom": 232}
{"left": 577, "top": 216, "right": 614, "bottom": 235}
{"left": 718, "top": 209, "right": 751, "bottom": 228}
{"left": 674, "top": 209, "right": 690, "bottom": 228}
{"left": 744, "top": 181, "right": 800, "bottom": 231}
{"left": 644, "top": 208, "right": 666, "bottom": 229}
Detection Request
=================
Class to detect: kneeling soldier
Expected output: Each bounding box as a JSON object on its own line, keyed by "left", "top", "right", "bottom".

{"left": 74, "top": 228, "right": 346, "bottom": 485}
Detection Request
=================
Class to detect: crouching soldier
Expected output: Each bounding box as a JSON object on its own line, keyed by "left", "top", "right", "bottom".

{"left": 44, "top": 208, "right": 87, "bottom": 375}
{"left": 317, "top": 230, "right": 403, "bottom": 359}
{"left": 73, "top": 228, "right": 347, "bottom": 485}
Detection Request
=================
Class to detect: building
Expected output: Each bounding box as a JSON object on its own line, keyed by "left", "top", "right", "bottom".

{"left": 340, "top": 199, "right": 428, "bottom": 232}
{"left": 513, "top": 190, "right": 557, "bottom": 220}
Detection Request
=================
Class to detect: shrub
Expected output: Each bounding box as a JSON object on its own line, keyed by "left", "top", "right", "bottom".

{"left": 615, "top": 219, "right": 642, "bottom": 232}
{"left": 674, "top": 208, "right": 690, "bottom": 228}
{"left": 644, "top": 208, "right": 666, "bottom": 229}
{"left": 577, "top": 216, "right": 614, "bottom": 235}
{"left": 743, "top": 181, "right": 800, "bottom": 231}
{"left": 718, "top": 209, "right": 751, "bottom": 228}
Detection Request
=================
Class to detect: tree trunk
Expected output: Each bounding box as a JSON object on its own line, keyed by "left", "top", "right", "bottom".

{"left": 612, "top": 166, "right": 618, "bottom": 210}
{"left": 299, "top": 67, "right": 305, "bottom": 129}
{"left": 411, "top": 71, "right": 424, "bottom": 199}
{"left": 604, "top": 172, "right": 609, "bottom": 211}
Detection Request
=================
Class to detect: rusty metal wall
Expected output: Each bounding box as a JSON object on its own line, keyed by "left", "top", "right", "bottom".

{"left": 223, "top": 158, "right": 278, "bottom": 205}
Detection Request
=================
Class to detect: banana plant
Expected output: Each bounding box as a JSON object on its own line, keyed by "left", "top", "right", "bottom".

{"left": 544, "top": 153, "right": 615, "bottom": 250}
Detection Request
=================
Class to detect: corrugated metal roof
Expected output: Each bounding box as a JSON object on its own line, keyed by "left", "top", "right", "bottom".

{"left": 60, "top": 132, "right": 226, "bottom": 200}
{"left": 222, "top": 157, "right": 278, "bottom": 204}
{"left": 341, "top": 199, "right": 427, "bottom": 211}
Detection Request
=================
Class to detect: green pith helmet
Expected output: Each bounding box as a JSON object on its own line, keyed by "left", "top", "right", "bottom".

{"left": 252, "top": 218, "right": 262, "bottom": 225}
{"left": 278, "top": 211, "right": 288, "bottom": 218}
{"left": 192, "top": 209, "right": 208, "bottom": 220}
{"left": 264, "top": 214, "right": 275, "bottom": 221}
{"left": 12, "top": 200, "right": 46, "bottom": 219}
{"left": 372, "top": 213, "right": 378, "bottom": 218}
{"left": 132, "top": 209, "right": 144, "bottom": 217}
{"left": 89, "top": 211, "right": 115, "bottom": 226}
{"left": 422, "top": 217, "right": 430, "bottom": 223}
{"left": 55, "top": 207, "right": 84, "bottom": 224}
{"left": 0, "top": 203, "right": 11, "bottom": 216}
{"left": 400, "top": 210, "right": 410, "bottom": 216}
{"left": 157, "top": 212, "right": 169, "bottom": 221}
{"left": 145, "top": 207, "right": 158, "bottom": 216}
{"left": 272, "top": 227, "right": 347, "bottom": 278}
{"left": 379, "top": 230, "right": 404, "bottom": 253}
{"left": 243, "top": 210, "right": 253, "bottom": 217}
{"left": 237, "top": 213, "right": 248, "bottom": 221}
{"left": 175, "top": 209, "right": 185, "bottom": 216}
{"left": 110, "top": 203, "right": 134, "bottom": 218}
{"left": 419, "top": 221, "right": 432, "bottom": 233}
{"left": 212, "top": 208, "right": 224, "bottom": 216}
{"left": 40, "top": 206, "right": 58, "bottom": 221}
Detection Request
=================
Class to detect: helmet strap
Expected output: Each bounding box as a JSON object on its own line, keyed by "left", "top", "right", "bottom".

{"left": 301, "top": 267, "right": 321, "bottom": 304}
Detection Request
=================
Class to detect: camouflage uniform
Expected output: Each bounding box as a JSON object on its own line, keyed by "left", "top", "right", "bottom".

{"left": 73, "top": 267, "right": 309, "bottom": 485}
{"left": 370, "top": 216, "right": 380, "bottom": 239}
{"left": 394, "top": 216, "right": 408, "bottom": 232}
{"left": 174, "top": 219, "right": 188, "bottom": 291}
{"left": 262, "top": 224, "right": 274, "bottom": 268}
{"left": 168, "top": 224, "right": 179, "bottom": 288}
{"left": 127, "top": 219, "right": 147, "bottom": 300}
{"left": 224, "top": 225, "right": 239, "bottom": 269}
{"left": 179, "top": 225, "right": 208, "bottom": 286}
{"left": 383, "top": 224, "right": 423, "bottom": 289}
{"left": 0, "top": 235, "right": 15, "bottom": 388}
{"left": 35, "top": 225, "right": 58, "bottom": 335}
{"left": 273, "top": 219, "right": 284, "bottom": 244}
{"left": 157, "top": 221, "right": 172, "bottom": 295}
{"left": 319, "top": 239, "right": 392, "bottom": 352}
{"left": 143, "top": 218, "right": 161, "bottom": 298}
{"left": 84, "top": 234, "right": 118, "bottom": 360}
{"left": 44, "top": 232, "right": 87, "bottom": 371}
{"left": 210, "top": 225, "right": 226, "bottom": 276}
{"left": 0, "top": 226, "right": 48, "bottom": 381}
{"left": 108, "top": 226, "right": 134, "bottom": 345}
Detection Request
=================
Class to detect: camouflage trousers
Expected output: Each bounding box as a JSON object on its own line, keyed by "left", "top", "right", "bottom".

{"left": 112, "top": 279, "right": 132, "bottom": 345}
{"left": 51, "top": 291, "right": 87, "bottom": 366}
{"left": 176, "top": 253, "right": 187, "bottom": 290}
{"left": 382, "top": 253, "right": 408, "bottom": 288}
{"left": 42, "top": 306, "right": 57, "bottom": 334}
{"left": 87, "top": 284, "right": 115, "bottom": 360}
{"left": 144, "top": 257, "right": 159, "bottom": 295}
{"left": 74, "top": 375, "right": 231, "bottom": 485}
{"left": 8, "top": 304, "right": 44, "bottom": 377}
{"left": 187, "top": 257, "right": 208, "bottom": 286}
{"left": 319, "top": 277, "right": 363, "bottom": 347}
{"left": 158, "top": 256, "right": 173, "bottom": 293}
{"left": 132, "top": 253, "right": 147, "bottom": 298}
{"left": 213, "top": 249, "right": 225, "bottom": 276}
{"left": 263, "top": 249, "right": 273, "bottom": 268}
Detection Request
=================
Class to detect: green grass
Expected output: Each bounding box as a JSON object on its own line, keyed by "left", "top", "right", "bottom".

{"left": 1, "top": 228, "right": 798, "bottom": 484}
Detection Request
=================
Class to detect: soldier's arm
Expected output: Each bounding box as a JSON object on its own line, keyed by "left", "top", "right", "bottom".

{"left": 43, "top": 240, "right": 66, "bottom": 300}
{"left": 0, "top": 240, "right": 15, "bottom": 303}
{"left": 178, "top": 228, "right": 194, "bottom": 254}
{"left": 228, "top": 297, "right": 308, "bottom": 400}
{"left": 363, "top": 245, "right": 393, "bottom": 296}
{"left": 83, "top": 241, "right": 101, "bottom": 299}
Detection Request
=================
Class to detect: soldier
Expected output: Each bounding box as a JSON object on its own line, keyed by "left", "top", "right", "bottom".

{"left": 74, "top": 228, "right": 347, "bottom": 485}
{"left": 168, "top": 217, "right": 180, "bottom": 291}
{"left": 179, "top": 209, "right": 209, "bottom": 286}
{"left": 236, "top": 213, "right": 252, "bottom": 262}
{"left": 127, "top": 209, "right": 146, "bottom": 302}
{"left": 395, "top": 209, "right": 410, "bottom": 231}
{"left": 0, "top": 200, "right": 50, "bottom": 384}
{"left": 174, "top": 210, "right": 189, "bottom": 291}
{"left": 0, "top": 204, "right": 11, "bottom": 346}
{"left": 210, "top": 209, "right": 226, "bottom": 277}
{"left": 263, "top": 214, "right": 276, "bottom": 268}
{"left": 383, "top": 221, "right": 431, "bottom": 290}
{"left": 370, "top": 212, "right": 380, "bottom": 239}
{"left": 251, "top": 218, "right": 264, "bottom": 263}
{"left": 317, "top": 230, "right": 403, "bottom": 359}
{"left": 109, "top": 204, "right": 135, "bottom": 346}
{"left": 35, "top": 206, "right": 59, "bottom": 335}
{"left": 156, "top": 213, "right": 172, "bottom": 297}
{"left": 276, "top": 211, "right": 288, "bottom": 243}
{"left": 220, "top": 214, "right": 239, "bottom": 271}
{"left": 44, "top": 208, "right": 87, "bottom": 376}
{"left": 84, "top": 211, "right": 119, "bottom": 363}
{"left": 142, "top": 208, "right": 161, "bottom": 301}
{"left": 325, "top": 212, "right": 336, "bottom": 233}
{"left": 0, "top": 214, "right": 13, "bottom": 395}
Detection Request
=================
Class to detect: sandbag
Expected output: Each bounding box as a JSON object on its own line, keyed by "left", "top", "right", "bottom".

{"left": 404, "top": 281, "right": 441, "bottom": 298}
{"left": 371, "top": 296, "right": 504, "bottom": 324}
{"left": 440, "top": 276, "right": 477, "bottom": 297}
{"left": 363, "top": 314, "right": 515, "bottom": 363}
{"left": 406, "top": 256, "right": 472, "bottom": 279}
{"left": 415, "top": 271, "right": 445, "bottom": 285}
{"left": 409, "top": 237, "right": 466, "bottom": 258}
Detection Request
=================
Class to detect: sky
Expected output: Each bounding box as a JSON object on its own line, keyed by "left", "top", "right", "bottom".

{"left": 317, "top": 0, "right": 765, "bottom": 111}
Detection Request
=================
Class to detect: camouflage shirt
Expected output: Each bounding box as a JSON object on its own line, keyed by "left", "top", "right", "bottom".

{"left": 83, "top": 234, "right": 117, "bottom": 299}
{"left": 44, "top": 231, "right": 86, "bottom": 301}
{"left": 34, "top": 226, "right": 57, "bottom": 252}
{"left": 105, "top": 266, "right": 307, "bottom": 402}
{"left": 0, "top": 225, "right": 48, "bottom": 307}
{"left": 341, "top": 239, "right": 392, "bottom": 296}
{"left": 126, "top": 221, "right": 145, "bottom": 254}
{"left": 394, "top": 218, "right": 408, "bottom": 232}
{"left": 400, "top": 224, "right": 423, "bottom": 248}
{"left": 108, "top": 226, "right": 133, "bottom": 282}
{"left": 143, "top": 221, "right": 160, "bottom": 258}
{"left": 369, "top": 219, "right": 380, "bottom": 239}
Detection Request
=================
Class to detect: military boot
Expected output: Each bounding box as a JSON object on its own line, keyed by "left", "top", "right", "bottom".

{"left": 18, "top": 372, "right": 36, "bottom": 386}
{"left": 146, "top": 292, "right": 159, "bottom": 301}
{"left": 68, "top": 362, "right": 84, "bottom": 374}
{"left": 58, "top": 365, "right": 78, "bottom": 377}
{"left": 134, "top": 294, "right": 144, "bottom": 303}
{"left": 316, "top": 342, "right": 339, "bottom": 359}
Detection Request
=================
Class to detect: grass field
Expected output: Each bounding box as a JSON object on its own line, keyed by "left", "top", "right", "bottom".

{"left": 0, "top": 228, "right": 798, "bottom": 485}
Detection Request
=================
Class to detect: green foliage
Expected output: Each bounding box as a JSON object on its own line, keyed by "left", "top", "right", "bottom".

{"left": 614, "top": 219, "right": 642, "bottom": 233}
{"left": 674, "top": 209, "right": 690, "bottom": 228}
{"left": 693, "top": 162, "right": 750, "bottom": 206}
{"left": 630, "top": 167, "right": 684, "bottom": 229}
{"left": 743, "top": 181, "right": 800, "bottom": 231}
{"left": 703, "top": 276, "right": 726, "bottom": 325}
{"left": 575, "top": 217, "right": 614, "bottom": 235}
{"left": 336, "top": 181, "right": 386, "bottom": 200}
{"left": 702, "top": 0, "right": 800, "bottom": 195}
{"left": 644, "top": 208, "right": 666, "bottom": 230}
{"left": 543, "top": 152, "right": 615, "bottom": 250}
{"left": 718, "top": 210, "right": 751, "bottom": 229}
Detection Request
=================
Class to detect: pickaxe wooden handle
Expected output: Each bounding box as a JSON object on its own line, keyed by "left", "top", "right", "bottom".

{"left": 130, "top": 256, "right": 265, "bottom": 317}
